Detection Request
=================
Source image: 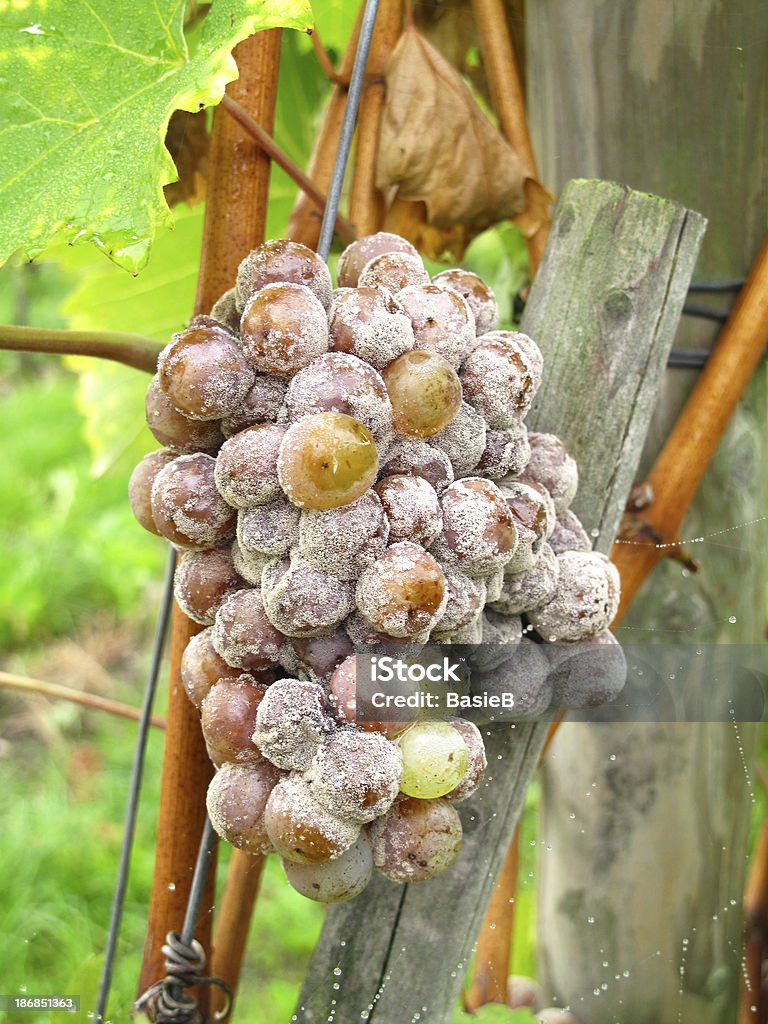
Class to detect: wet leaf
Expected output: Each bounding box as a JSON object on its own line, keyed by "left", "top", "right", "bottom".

{"left": 0, "top": 0, "right": 312, "bottom": 273}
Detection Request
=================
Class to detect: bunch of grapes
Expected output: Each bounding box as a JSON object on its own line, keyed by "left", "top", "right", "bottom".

{"left": 129, "top": 232, "right": 623, "bottom": 902}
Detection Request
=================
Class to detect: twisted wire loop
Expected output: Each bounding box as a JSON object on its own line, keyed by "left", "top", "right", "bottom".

{"left": 133, "top": 931, "right": 233, "bottom": 1023}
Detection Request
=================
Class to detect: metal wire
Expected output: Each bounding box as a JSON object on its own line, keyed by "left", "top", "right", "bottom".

{"left": 316, "top": 0, "right": 381, "bottom": 261}
{"left": 94, "top": 547, "right": 177, "bottom": 1023}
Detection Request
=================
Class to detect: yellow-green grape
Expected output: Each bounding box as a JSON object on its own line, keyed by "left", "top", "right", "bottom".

{"left": 277, "top": 412, "right": 379, "bottom": 510}
{"left": 382, "top": 351, "right": 462, "bottom": 439}
{"left": 397, "top": 721, "right": 468, "bottom": 799}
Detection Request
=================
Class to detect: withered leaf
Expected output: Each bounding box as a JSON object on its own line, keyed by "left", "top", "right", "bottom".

{"left": 377, "top": 27, "right": 530, "bottom": 234}
{"left": 164, "top": 109, "right": 210, "bottom": 208}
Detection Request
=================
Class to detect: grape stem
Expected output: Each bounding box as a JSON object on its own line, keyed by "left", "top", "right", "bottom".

{"left": 0, "top": 670, "right": 166, "bottom": 729}
{"left": 219, "top": 94, "right": 356, "bottom": 244}
{"left": 0, "top": 323, "right": 161, "bottom": 373}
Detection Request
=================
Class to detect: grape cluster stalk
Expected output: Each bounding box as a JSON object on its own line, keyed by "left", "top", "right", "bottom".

{"left": 129, "top": 233, "right": 624, "bottom": 902}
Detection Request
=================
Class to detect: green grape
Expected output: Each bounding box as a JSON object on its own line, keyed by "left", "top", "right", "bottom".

{"left": 277, "top": 412, "right": 379, "bottom": 510}
{"left": 397, "top": 721, "right": 469, "bottom": 799}
{"left": 382, "top": 351, "right": 462, "bottom": 438}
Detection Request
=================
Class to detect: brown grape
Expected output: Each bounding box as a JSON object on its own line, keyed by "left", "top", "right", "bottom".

{"left": 549, "top": 508, "right": 592, "bottom": 554}
{"left": 520, "top": 432, "right": 579, "bottom": 513}
{"left": 261, "top": 555, "right": 355, "bottom": 637}
{"left": 212, "top": 588, "right": 287, "bottom": 670}
{"left": 230, "top": 539, "right": 272, "bottom": 586}
{"left": 201, "top": 676, "right": 267, "bottom": 767}
{"left": 214, "top": 423, "right": 286, "bottom": 510}
{"left": 157, "top": 323, "right": 254, "bottom": 420}
{"left": 446, "top": 719, "right": 487, "bottom": 801}
{"left": 236, "top": 239, "right": 333, "bottom": 311}
{"left": 293, "top": 628, "right": 354, "bottom": 686}
{"left": 128, "top": 449, "right": 176, "bottom": 535}
{"left": 429, "top": 401, "right": 487, "bottom": 476}
{"left": 240, "top": 282, "right": 329, "bottom": 376}
{"left": 297, "top": 490, "right": 389, "bottom": 580}
{"left": 206, "top": 759, "right": 282, "bottom": 854}
{"left": 431, "top": 478, "right": 518, "bottom": 578}
{"left": 180, "top": 627, "right": 233, "bottom": 708}
{"left": 282, "top": 833, "right": 373, "bottom": 903}
{"left": 253, "top": 678, "right": 332, "bottom": 771}
{"left": 528, "top": 551, "right": 620, "bottom": 641}
{"left": 174, "top": 546, "right": 246, "bottom": 625}
{"left": 431, "top": 268, "right": 499, "bottom": 335}
{"left": 220, "top": 374, "right": 287, "bottom": 437}
{"left": 150, "top": 453, "right": 236, "bottom": 549}
{"left": 475, "top": 420, "right": 531, "bottom": 480}
{"left": 382, "top": 351, "right": 462, "bottom": 439}
{"left": 277, "top": 412, "right": 379, "bottom": 510}
{"left": 329, "top": 286, "right": 414, "bottom": 368}
{"left": 344, "top": 610, "right": 431, "bottom": 650}
{"left": 491, "top": 542, "right": 560, "bottom": 615}
{"left": 358, "top": 251, "right": 430, "bottom": 293}
{"left": 369, "top": 795, "right": 462, "bottom": 883}
{"left": 237, "top": 499, "right": 300, "bottom": 559}
{"left": 145, "top": 376, "right": 223, "bottom": 453}
{"left": 374, "top": 474, "right": 442, "bottom": 547}
{"left": 356, "top": 542, "right": 447, "bottom": 638}
{"left": 546, "top": 630, "right": 626, "bottom": 709}
{"left": 308, "top": 729, "right": 403, "bottom": 823}
{"left": 500, "top": 479, "right": 556, "bottom": 574}
{"left": 327, "top": 655, "right": 408, "bottom": 737}
{"left": 431, "top": 570, "right": 486, "bottom": 637}
{"left": 209, "top": 287, "right": 241, "bottom": 333}
{"left": 459, "top": 333, "right": 540, "bottom": 427}
{"left": 380, "top": 438, "right": 454, "bottom": 494}
{"left": 337, "top": 232, "right": 419, "bottom": 288}
{"left": 398, "top": 283, "right": 475, "bottom": 367}
{"left": 264, "top": 776, "right": 359, "bottom": 864}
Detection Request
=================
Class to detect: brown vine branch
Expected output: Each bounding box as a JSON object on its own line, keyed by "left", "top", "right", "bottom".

{"left": 348, "top": 0, "right": 403, "bottom": 237}
{"left": 310, "top": 26, "right": 344, "bottom": 84}
{"left": 209, "top": 851, "right": 266, "bottom": 1018}
{"left": 286, "top": 8, "right": 364, "bottom": 248}
{"left": 470, "top": 0, "right": 549, "bottom": 275}
{"left": 0, "top": 324, "right": 161, "bottom": 374}
{"left": 0, "top": 671, "right": 165, "bottom": 729}
{"left": 219, "top": 95, "right": 355, "bottom": 243}
{"left": 611, "top": 230, "right": 768, "bottom": 616}
{"left": 740, "top": 822, "right": 768, "bottom": 1022}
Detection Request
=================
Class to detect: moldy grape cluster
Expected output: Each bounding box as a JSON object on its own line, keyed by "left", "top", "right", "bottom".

{"left": 129, "top": 232, "right": 623, "bottom": 903}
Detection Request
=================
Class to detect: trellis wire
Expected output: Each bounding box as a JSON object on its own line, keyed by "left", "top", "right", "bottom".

{"left": 94, "top": 548, "right": 176, "bottom": 1023}
{"left": 122, "top": 4, "right": 381, "bottom": 1021}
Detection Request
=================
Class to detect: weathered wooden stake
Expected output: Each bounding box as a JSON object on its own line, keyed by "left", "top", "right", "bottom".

{"left": 293, "top": 178, "right": 704, "bottom": 1024}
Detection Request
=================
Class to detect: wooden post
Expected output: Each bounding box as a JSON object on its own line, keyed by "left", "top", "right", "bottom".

{"left": 137, "top": 29, "right": 282, "bottom": 1006}
{"left": 526, "top": 4, "right": 766, "bottom": 1020}
{"left": 292, "top": 179, "right": 704, "bottom": 1024}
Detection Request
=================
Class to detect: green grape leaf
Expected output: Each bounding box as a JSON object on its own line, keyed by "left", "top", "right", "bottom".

{"left": 62, "top": 203, "right": 204, "bottom": 476}
{"left": 0, "top": 0, "right": 312, "bottom": 273}
{"left": 452, "top": 1005, "right": 536, "bottom": 1023}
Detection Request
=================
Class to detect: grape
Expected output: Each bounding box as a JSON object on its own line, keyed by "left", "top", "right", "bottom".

{"left": 174, "top": 546, "right": 246, "bottom": 625}
{"left": 297, "top": 490, "right": 389, "bottom": 580}
{"left": 369, "top": 795, "right": 462, "bottom": 883}
{"left": 380, "top": 438, "right": 454, "bottom": 494}
{"left": 356, "top": 542, "right": 447, "bottom": 638}
{"left": 214, "top": 423, "right": 285, "bottom": 510}
{"left": 470, "top": 639, "right": 552, "bottom": 722}
{"left": 491, "top": 542, "right": 560, "bottom": 615}
{"left": 549, "top": 508, "right": 592, "bottom": 554}
{"left": 431, "top": 478, "right": 518, "bottom": 578}
{"left": 261, "top": 555, "right": 355, "bottom": 637}
{"left": 240, "top": 282, "right": 329, "bottom": 376}
{"left": 209, "top": 287, "right": 241, "bottom": 333}
{"left": 157, "top": 322, "right": 254, "bottom": 420}
{"left": 534, "top": 1010, "right": 581, "bottom": 1024}
{"left": 445, "top": 719, "right": 487, "bottom": 801}
{"left": 476, "top": 421, "right": 531, "bottom": 480}
{"left": 520, "top": 433, "right": 578, "bottom": 513}
{"left": 484, "top": 329, "right": 544, "bottom": 385}
{"left": 329, "top": 286, "right": 414, "bottom": 368}
{"left": 464, "top": 611, "right": 522, "bottom": 673}
{"left": 358, "top": 251, "right": 430, "bottom": 293}
{"left": 500, "top": 480, "right": 556, "bottom": 574}
{"left": 506, "top": 976, "right": 544, "bottom": 1013}
{"left": 253, "top": 677, "right": 332, "bottom": 771}
{"left": 230, "top": 539, "right": 272, "bottom": 586}
{"left": 397, "top": 721, "right": 468, "bottom": 799}
{"left": 201, "top": 676, "right": 267, "bottom": 767}
{"left": 431, "top": 268, "right": 499, "bottom": 335}
{"left": 337, "top": 232, "right": 419, "bottom": 288}
{"left": 264, "top": 776, "right": 359, "bottom": 864}
{"left": 293, "top": 629, "right": 354, "bottom": 686}
{"left": 220, "top": 374, "right": 287, "bottom": 437}
{"left": 213, "top": 588, "right": 287, "bottom": 670}
{"left": 128, "top": 449, "right": 176, "bottom": 535}
{"left": 344, "top": 610, "right": 431, "bottom": 650}
{"left": 430, "top": 570, "right": 486, "bottom": 638}
{"left": 308, "top": 729, "right": 403, "bottom": 823}
{"left": 460, "top": 333, "right": 540, "bottom": 427}
{"left": 327, "top": 655, "right": 409, "bottom": 737}
{"left": 374, "top": 474, "right": 442, "bottom": 547}
{"left": 238, "top": 499, "right": 300, "bottom": 558}
{"left": 282, "top": 833, "right": 373, "bottom": 903}
{"left": 382, "top": 351, "right": 462, "bottom": 439}
{"left": 284, "top": 352, "right": 393, "bottom": 442}
{"left": 484, "top": 566, "right": 505, "bottom": 603}
{"left": 206, "top": 759, "right": 282, "bottom": 854}
{"left": 547, "top": 631, "right": 626, "bottom": 708}
{"left": 145, "top": 376, "right": 223, "bottom": 453}
{"left": 150, "top": 453, "right": 236, "bottom": 549}
{"left": 236, "top": 238, "right": 333, "bottom": 311}
{"left": 429, "top": 401, "right": 487, "bottom": 477}
{"left": 527, "top": 550, "right": 621, "bottom": 641}
{"left": 277, "top": 412, "right": 379, "bottom": 511}
{"left": 397, "top": 283, "right": 475, "bottom": 367}
{"left": 180, "top": 627, "right": 233, "bottom": 708}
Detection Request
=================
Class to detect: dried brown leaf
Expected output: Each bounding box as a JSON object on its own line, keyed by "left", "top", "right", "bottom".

{"left": 383, "top": 196, "right": 475, "bottom": 263}
{"left": 377, "top": 27, "right": 528, "bottom": 232}
{"left": 164, "top": 109, "right": 210, "bottom": 208}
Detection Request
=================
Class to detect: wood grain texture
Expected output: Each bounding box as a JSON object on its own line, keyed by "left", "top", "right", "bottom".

{"left": 526, "top": 6, "right": 766, "bottom": 1020}
{"left": 292, "top": 178, "right": 704, "bottom": 1024}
